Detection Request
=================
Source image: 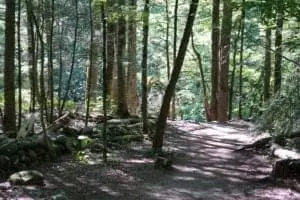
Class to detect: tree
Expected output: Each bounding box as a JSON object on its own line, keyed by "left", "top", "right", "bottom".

{"left": 60, "top": 0, "right": 79, "bottom": 115}
{"left": 238, "top": 0, "right": 245, "bottom": 119}
{"left": 217, "top": 0, "right": 233, "bottom": 123}
{"left": 153, "top": 0, "right": 199, "bottom": 150}
{"left": 141, "top": 0, "right": 149, "bottom": 134}
{"left": 263, "top": 28, "right": 272, "bottom": 101}
{"left": 127, "top": 0, "right": 138, "bottom": 114}
{"left": 101, "top": 2, "right": 108, "bottom": 162}
{"left": 116, "top": 0, "right": 129, "bottom": 117}
{"left": 17, "top": 0, "right": 22, "bottom": 129}
{"left": 3, "top": 0, "right": 16, "bottom": 135}
{"left": 85, "top": 0, "right": 94, "bottom": 126}
{"left": 274, "top": 0, "right": 284, "bottom": 93}
{"left": 210, "top": 0, "right": 220, "bottom": 121}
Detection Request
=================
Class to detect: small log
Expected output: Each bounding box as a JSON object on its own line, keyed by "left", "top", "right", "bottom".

{"left": 237, "top": 136, "right": 272, "bottom": 151}
{"left": 109, "top": 135, "right": 143, "bottom": 143}
{"left": 154, "top": 156, "right": 172, "bottom": 169}
{"left": 272, "top": 159, "right": 300, "bottom": 179}
{"left": 271, "top": 144, "right": 300, "bottom": 159}
{"left": 46, "top": 112, "right": 74, "bottom": 132}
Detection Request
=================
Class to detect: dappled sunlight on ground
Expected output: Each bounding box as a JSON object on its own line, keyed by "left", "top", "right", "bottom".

{"left": 2, "top": 121, "right": 300, "bottom": 199}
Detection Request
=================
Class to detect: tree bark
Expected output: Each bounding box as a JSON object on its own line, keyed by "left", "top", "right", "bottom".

{"left": 210, "top": 0, "right": 220, "bottom": 121}
{"left": 274, "top": 0, "right": 284, "bottom": 93}
{"left": 229, "top": 20, "right": 241, "bottom": 120}
{"left": 217, "top": 0, "right": 233, "bottom": 123}
{"left": 85, "top": 0, "right": 94, "bottom": 126}
{"left": 127, "top": 0, "right": 138, "bottom": 114}
{"left": 101, "top": 3, "right": 108, "bottom": 162}
{"left": 60, "top": 0, "right": 79, "bottom": 115}
{"left": 153, "top": 0, "right": 199, "bottom": 150}
{"left": 141, "top": 0, "right": 150, "bottom": 134}
{"left": 116, "top": 0, "right": 129, "bottom": 118}
{"left": 238, "top": 0, "right": 245, "bottom": 119}
{"left": 17, "top": 0, "right": 22, "bottom": 130}
{"left": 3, "top": 0, "right": 16, "bottom": 135}
{"left": 263, "top": 28, "right": 272, "bottom": 101}
{"left": 106, "top": 0, "right": 116, "bottom": 107}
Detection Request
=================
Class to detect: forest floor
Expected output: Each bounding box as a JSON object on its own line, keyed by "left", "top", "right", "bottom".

{"left": 1, "top": 120, "right": 300, "bottom": 200}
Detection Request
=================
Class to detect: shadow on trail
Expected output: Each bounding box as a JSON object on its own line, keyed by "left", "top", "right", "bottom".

{"left": 6, "top": 121, "right": 300, "bottom": 200}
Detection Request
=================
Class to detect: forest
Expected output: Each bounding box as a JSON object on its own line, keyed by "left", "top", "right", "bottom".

{"left": 0, "top": 0, "right": 300, "bottom": 199}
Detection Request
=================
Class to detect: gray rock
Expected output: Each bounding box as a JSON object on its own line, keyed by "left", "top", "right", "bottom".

{"left": 8, "top": 170, "right": 44, "bottom": 185}
{"left": 0, "top": 181, "right": 11, "bottom": 189}
{"left": 81, "top": 127, "right": 93, "bottom": 135}
{"left": 0, "top": 139, "right": 18, "bottom": 156}
{"left": 0, "top": 155, "right": 11, "bottom": 170}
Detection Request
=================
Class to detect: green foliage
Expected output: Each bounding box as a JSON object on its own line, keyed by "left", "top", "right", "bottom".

{"left": 259, "top": 70, "right": 300, "bottom": 136}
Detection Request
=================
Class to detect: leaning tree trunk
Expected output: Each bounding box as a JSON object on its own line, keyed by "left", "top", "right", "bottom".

{"left": 153, "top": 0, "right": 199, "bottom": 150}
{"left": 210, "top": 0, "right": 220, "bottom": 121}
{"left": 60, "top": 0, "right": 79, "bottom": 115}
{"left": 217, "top": 0, "right": 233, "bottom": 123}
{"left": 191, "top": 31, "right": 209, "bottom": 121}
{"left": 274, "top": 0, "right": 284, "bottom": 93}
{"left": 3, "top": 0, "right": 16, "bottom": 135}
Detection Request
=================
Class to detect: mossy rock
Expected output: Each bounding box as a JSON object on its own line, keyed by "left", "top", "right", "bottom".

{"left": 8, "top": 170, "right": 44, "bottom": 185}
{"left": 10, "top": 154, "right": 20, "bottom": 167}
{"left": 0, "top": 139, "right": 18, "bottom": 156}
{"left": 27, "top": 150, "right": 38, "bottom": 161}
{"left": 0, "top": 155, "right": 11, "bottom": 171}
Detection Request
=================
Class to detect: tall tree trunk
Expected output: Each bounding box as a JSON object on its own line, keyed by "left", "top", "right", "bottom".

{"left": 127, "top": 0, "right": 138, "bottom": 114}
{"left": 101, "top": 2, "right": 108, "bottom": 162}
{"left": 238, "top": 0, "right": 245, "bottom": 119}
{"left": 171, "top": 0, "right": 179, "bottom": 120}
{"left": 106, "top": 0, "right": 116, "bottom": 107}
{"left": 17, "top": 0, "right": 22, "bottom": 130}
{"left": 210, "top": 0, "right": 220, "bottom": 121}
{"left": 26, "top": 1, "right": 38, "bottom": 113}
{"left": 45, "top": 0, "right": 55, "bottom": 123}
{"left": 153, "top": 0, "right": 199, "bottom": 150}
{"left": 58, "top": 24, "right": 64, "bottom": 111}
{"left": 165, "top": 0, "right": 170, "bottom": 79}
{"left": 86, "top": 0, "right": 94, "bottom": 126}
{"left": 116, "top": 0, "right": 129, "bottom": 118}
{"left": 217, "top": 0, "right": 233, "bottom": 123}
{"left": 263, "top": 28, "right": 272, "bottom": 101}
{"left": 4, "top": 0, "right": 16, "bottom": 135}
{"left": 60, "top": 0, "right": 79, "bottom": 115}
{"left": 191, "top": 31, "right": 209, "bottom": 120}
{"left": 229, "top": 20, "right": 241, "bottom": 120}
{"left": 141, "top": 0, "right": 150, "bottom": 134}
{"left": 274, "top": 0, "right": 284, "bottom": 93}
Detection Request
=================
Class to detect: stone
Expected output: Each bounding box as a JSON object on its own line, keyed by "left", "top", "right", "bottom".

{"left": 63, "top": 126, "right": 80, "bottom": 137}
{"left": 81, "top": 127, "right": 93, "bottom": 136}
{"left": 0, "top": 139, "right": 18, "bottom": 156}
{"left": 0, "top": 181, "right": 11, "bottom": 189}
{"left": 0, "top": 155, "right": 11, "bottom": 171}
{"left": 28, "top": 150, "right": 38, "bottom": 161}
{"left": 8, "top": 170, "right": 44, "bottom": 185}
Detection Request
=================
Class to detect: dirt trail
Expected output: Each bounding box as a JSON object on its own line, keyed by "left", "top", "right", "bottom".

{"left": 1, "top": 121, "right": 300, "bottom": 200}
